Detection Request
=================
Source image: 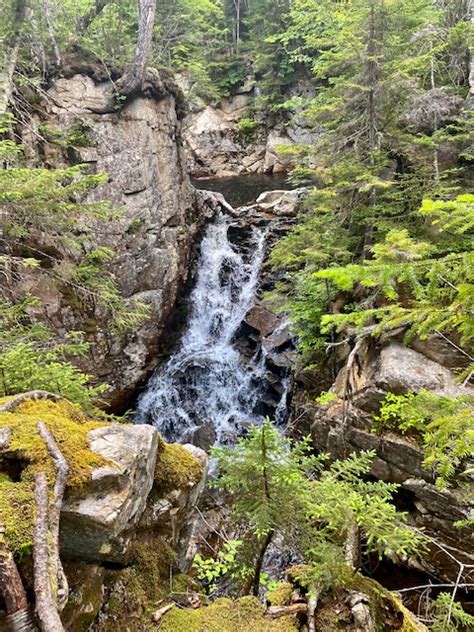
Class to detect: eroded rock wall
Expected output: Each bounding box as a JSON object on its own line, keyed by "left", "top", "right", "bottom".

{"left": 16, "top": 73, "right": 217, "bottom": 410}
{"left": 297, "top": 341, "right": 474, "bottom": 583}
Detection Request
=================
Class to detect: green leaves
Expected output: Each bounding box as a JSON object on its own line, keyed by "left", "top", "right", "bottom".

{"left": 193, "top": 540, "right": 243, "bottom": 594}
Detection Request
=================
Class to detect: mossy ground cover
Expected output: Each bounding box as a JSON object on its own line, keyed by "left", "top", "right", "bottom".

{"left": 159, "top": 596, "right": 299, "bottom": 632}
{"left": 92, "top": 535, "right": 194, "bottom": 631}
{"left": 0, "top": 397, "right": 107, "bottom": 553}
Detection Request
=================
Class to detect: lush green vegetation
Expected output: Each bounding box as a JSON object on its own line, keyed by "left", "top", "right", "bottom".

{"left": 0, "top": 0, "right": 472, "bottom": 629}
{"left": 266, "top": 0, "right": 473, "bottom": 497}
{"left": 209, "top": 421, "right": 421, "bottom": 596}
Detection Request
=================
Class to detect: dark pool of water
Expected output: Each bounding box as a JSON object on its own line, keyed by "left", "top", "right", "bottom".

{"left": 192, "top": 173, "right": 292, "bottom": 208}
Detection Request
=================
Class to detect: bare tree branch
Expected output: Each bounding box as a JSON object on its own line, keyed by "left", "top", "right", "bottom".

{"left": 37, "top": 422, "right": 70, "bottom": 612}
{"left": 33, "top": 422, "right": 70, "bottom": 631}
{"left": 0, "top": 392, "right": 62, "bottom": 414}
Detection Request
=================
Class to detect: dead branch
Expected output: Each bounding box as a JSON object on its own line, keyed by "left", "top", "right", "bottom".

{"left": 266, "top": 603, "right": 308, "bottom": 619}
{"left": 33, "top": 473, "right": 64, "bottom": 632}
{"left": 344, "top": 520, "right": 360, "bottom": 568}
{"left": 37, "top": 422, "right": 70, "bottom": 612}
{"left": 307, "top": 587, "right": 320, "bottom": 632}
{"left": 151, "top": 603, "right": 174, "bottom": 622}
{"left": 0, "top": 392, "right": 62, "bottom": 414}
{"left": 0, "top": 532, "right": 28, "bottom": 612}
{"left": 33, "top": 422, "right": 70, "bottom": 631}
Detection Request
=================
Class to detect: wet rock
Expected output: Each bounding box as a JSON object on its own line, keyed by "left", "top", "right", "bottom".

{"left": 60, "top": 424, "right": 160, "bottom": 562}
{"left": 244, "top": 304, "right": 281, "bottom": 337}
{"left": 190, "top": 424, "right": 217, "bottom": 451}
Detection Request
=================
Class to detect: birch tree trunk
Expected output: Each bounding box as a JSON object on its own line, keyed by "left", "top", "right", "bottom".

{"left": 117, "top": 0, "right": 157, "bottom": 95}
{"left": 40, "top": 0, "right": 61, "bottom": 68}
{"left": 0, "top": 0, "right": 27, "bottom": 116}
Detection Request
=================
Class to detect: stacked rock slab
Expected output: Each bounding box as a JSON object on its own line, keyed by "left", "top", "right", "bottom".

{"left": 305, "top": 341, "right": 474, "bottom": 582}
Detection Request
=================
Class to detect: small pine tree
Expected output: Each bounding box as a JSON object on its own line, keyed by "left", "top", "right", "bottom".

{"left": 212, "top": 420, "right": 422, "bottom": 596}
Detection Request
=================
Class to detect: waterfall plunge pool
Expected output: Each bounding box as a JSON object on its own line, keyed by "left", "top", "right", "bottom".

{"left": 192, "top": 173, "right": 291, "bottom": 208}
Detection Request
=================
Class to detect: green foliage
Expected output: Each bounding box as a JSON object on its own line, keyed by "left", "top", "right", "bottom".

{"left": 193, "top": 540, "right": 242, "bottom": 593}
{"left": 0, "top": 298, "right": 106, "bottom": 411}
{"left": 212, "top": 419, "right": 321, "bottom": 540}
{"left": 0, "top": 134, "right": 149, "bottom": 403}
{"left": 428, "top": 592, "right": 474, "bottom": 632}
{"left": 236, "top": 117, "right": 258, "bottom": 141}
{"left": 213, "top": 420, "right": 421, "bottom": 593}
{"left": 376, "top": 390, "right": 474, "bottom": 487}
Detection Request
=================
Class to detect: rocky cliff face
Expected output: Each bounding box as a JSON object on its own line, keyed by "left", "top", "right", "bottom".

{"left": 19, "top": 72, "right": 218, "bottom": 410}
{"left": 297, "top": 340, "right": 474, "bottom": 584}
{"left": 182, "top": 81, "right": 320, "bottom": 177}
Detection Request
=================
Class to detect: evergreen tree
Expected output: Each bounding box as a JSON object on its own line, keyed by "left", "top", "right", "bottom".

{"left": 213, "top": 420, "right": 421, "bottom": 595}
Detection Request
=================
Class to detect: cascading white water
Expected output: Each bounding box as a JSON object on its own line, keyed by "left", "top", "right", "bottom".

{"left": 135, "top": 213, "right": 284, "bottom": 445}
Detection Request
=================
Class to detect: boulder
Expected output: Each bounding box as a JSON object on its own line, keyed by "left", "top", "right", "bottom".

{"left": 244, "top": 304, "right": 281, "bottom": 337}
{"left": 60, "top": 424, "right": 160, "bottom": 562}
{"left": 255, "top": 189, "right": 304, "bottom": 216}
{"left": 341, "top": 342, "right": 473, "bottom": 412}
{"left": 304, "top": 341, "right": 474, "bottom": 582}
{"left": 62, "top": 562, "right": 106, "bottom": 631}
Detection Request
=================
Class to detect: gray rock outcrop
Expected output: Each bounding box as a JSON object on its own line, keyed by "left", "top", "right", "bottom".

{"left": 302, "top": 341, "right": 474, "bottom": 582}
{"left": 15, "top": 72, "right": 218, "bottom": 410}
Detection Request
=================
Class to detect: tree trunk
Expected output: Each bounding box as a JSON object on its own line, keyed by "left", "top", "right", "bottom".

{"left": 117, "top": 0, "right": 157, "bottom": 96}
{"left": 362, "top": 0, "right": 381, "bottom": 260}
{"left": 40, "top": 0, "right": 61, "bottom": 68}
{"left": 0, "top": 530, "right": 28, "bottom": 614}
{"left": 0, "top": 0, "right": 27, "bottom": 116}
{"left": 251, "top": 529, "right": 274, "bottom": 596}
{"left": 76, "top": 0, "right": 112, "bottom": 33}
{"left": 344, "top": 520, "right": 360, "bottom": 569}
{"left": 468, "top": 0, "right": 474, "bottom": 104}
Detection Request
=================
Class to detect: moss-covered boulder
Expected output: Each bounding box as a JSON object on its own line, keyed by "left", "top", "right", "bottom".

{"left": 0, "top": 397, "right": 107, "bottom": 555}
{"left": 60, "top": 422, "right": 160, "bottom": 562}
{"left": 139, "top": 438, "right": 207, "bottom": 569}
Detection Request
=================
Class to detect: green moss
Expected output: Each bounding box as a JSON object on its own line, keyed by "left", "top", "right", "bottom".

{"left": 267, "top": 582, "right": 293, "bottom": 606}
{"left": 347, "top": 575, "right": 426, "bottom": 632}
{"left": 153, "top": 437, "right": 203, "bottom": 495}
{"left": 160, "top": 596, "right": 299, "bottom": 632}
{"left": 93, "top": 533, "right": 195, "bottom": 631}
{"left": 0, "top": 397, "right": 107, "bottom": 553}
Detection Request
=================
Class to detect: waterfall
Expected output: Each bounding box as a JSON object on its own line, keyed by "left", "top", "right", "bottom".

{"left": 136, "top": 213, "right": 287, "bottom": 445}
